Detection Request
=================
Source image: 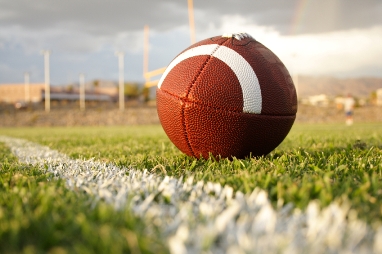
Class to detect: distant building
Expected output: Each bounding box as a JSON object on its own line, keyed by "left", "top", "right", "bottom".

{"left": 301, "top": 94, "right": 329, "bottom": 107}
{"left": 94, "top": 86, "right": 118, "bottom": 97}
{"left": 377, "top": 88, "right": 382, "bottom": 106}
{"left": 334, "top": 97, "right": 345, "bottom": 109}
{"left": 76, "top": 79, "right": 118, "bottom": 98}
{"left": 0, "top": 83, "right": 45, "bottom": 103}
{"left": 0, "top": 81, "right": 118, "bottom": 104}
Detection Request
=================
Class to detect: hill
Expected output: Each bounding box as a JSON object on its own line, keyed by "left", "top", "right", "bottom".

{"left": 296, "top": 76, "right": 382, "bottom": 99}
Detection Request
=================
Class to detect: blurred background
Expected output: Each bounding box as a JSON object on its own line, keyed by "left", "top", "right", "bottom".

{"left": 0, "top": 0, "right": 381, "bottom": 125}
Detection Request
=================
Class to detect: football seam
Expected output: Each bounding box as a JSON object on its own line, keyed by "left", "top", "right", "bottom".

{"left": 160, "top": 89, "right": 296, "bottom": 117}
{"left": 185, "top": 41, "right": 228, "bottom": 98}
{"left": 230, "top": 38, "right": 255, "bottom": 47}
{"left": 180, "top": 103, "right": 195, "bottom": 157}
{"left": 181, "top": 38, "right": 230, "bottom": 157}
{"left": 210, "top": 36, "right": 255, "bottom": 47}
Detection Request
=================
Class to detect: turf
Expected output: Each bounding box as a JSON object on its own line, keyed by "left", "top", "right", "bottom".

{"left": 1, "top": 123, "right": 382, "bottom": 252}
{"left": 0, "top": 141, "right": 166, "bottom": 253}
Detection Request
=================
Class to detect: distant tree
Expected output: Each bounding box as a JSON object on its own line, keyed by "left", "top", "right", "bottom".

{"left": 93, "top": 80, "right": 100, "bottom": 88}
{"left": 67, "top": 84, "right": 74, "bottom": 93}
{"left": 370, "top": 91, "right": 377, "bottom": 105}
{"left": 354, "top": 96, "right": 360, "bottom": 108}
{"left": 124, "top": 82, "right": 140, "bottom": 98}
{"left": 141, "top": 86, "right": 150, "bottom": 102}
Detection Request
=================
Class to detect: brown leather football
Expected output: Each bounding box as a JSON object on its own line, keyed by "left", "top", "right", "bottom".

{"left": 156, "top": 33, "right": 297, "bottom": 159}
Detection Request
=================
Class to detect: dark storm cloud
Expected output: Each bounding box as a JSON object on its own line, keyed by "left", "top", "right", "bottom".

{"left": 0, "top": 0, "right": 381, "bottom": 35}
{"left": 0, "top": 0, "right": 381, "bottom": 83}
{"left": 0, "top": 0, "right": 188, "bottom": 34}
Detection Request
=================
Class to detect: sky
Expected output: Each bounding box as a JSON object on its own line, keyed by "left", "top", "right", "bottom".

{"left": 0, "top": 0, "right": 381, "bottom": 85}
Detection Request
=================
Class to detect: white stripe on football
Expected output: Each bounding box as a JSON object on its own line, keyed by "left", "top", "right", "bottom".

{"left": 158, "top": 44, "right": 262, "bottom": 114}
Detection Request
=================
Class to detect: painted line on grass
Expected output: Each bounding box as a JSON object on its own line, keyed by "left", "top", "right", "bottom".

{"left": 1, "top": 135, "right": 382, "bottom": 254}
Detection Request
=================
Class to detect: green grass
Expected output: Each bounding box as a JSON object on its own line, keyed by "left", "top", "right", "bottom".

{"left": 1, "top": 123, "right": 382, "bottom": 252}
{"left": 0, "top": 142, "right": 166, "bottom": 254}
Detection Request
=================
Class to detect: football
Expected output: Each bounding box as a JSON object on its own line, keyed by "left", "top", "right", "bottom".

{"left": 156, "top": 33, "right": 297, "bottom": 159}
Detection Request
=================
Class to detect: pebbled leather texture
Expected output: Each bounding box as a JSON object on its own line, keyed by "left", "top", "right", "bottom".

{"left": 157, "top": 34, "right": 297, "bottom": 159}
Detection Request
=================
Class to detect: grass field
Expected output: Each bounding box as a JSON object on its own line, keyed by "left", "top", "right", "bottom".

{"left": 1, "top": 123, "right": 382, "bottom": 253}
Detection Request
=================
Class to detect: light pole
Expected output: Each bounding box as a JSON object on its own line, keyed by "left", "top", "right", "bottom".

{"left": 24, "top": 72, "right": 30, "bottom": 103}
{"left": 41, "top": 50, "right": 51, "bottom": 112}
{"left": 188, "top": 0, "right": 196, "bottom": 44}
{"left": 115, "top": 51, "right": 125, "bottom": 111}
{"left": 79, "top": 73, "right": 85, "bottom": 111}
{"left": 291, "top": 53, "right": 299, "bottom": 99}
{"left": 143, "top": 25, "right": 149, "bottom": 77}
{"left": 294, "top": 72, "right": 299, "bottom": 99}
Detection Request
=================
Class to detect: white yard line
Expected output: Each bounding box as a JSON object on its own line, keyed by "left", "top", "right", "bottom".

{"left": 1, "top": 135, "right": 381, "bottom": 254}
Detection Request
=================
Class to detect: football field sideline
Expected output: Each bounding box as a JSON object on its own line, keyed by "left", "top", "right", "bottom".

{"left": 1, "top": 135, "right": 381, "bottom": 254}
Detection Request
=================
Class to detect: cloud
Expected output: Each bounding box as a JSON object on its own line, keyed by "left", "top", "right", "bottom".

{"left": 0, "top": 0, "right": 187, "bottom": 34}
{"left": 0, "top": 0, "right": 381, "bottom": 84}
{"left": 0, "top": 25, "right": 145, "bottom": 58}
{"left": 215, "top": 15, "right": 382, "bottom": 77}
{"left": 1, "top": 0, "right": 381, "bottom": 36}
{"left": 1, "top": 0, "right": 381, "bottom": 54}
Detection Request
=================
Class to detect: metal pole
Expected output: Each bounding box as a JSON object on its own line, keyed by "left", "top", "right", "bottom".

{"left": 294, "top": 73, "right": 299, "bottom": 99}
{"left": 291, "top": 53, "right": 299, "bottom": 99}
{"left": 188, "top": 0, "right": 196, "bottom": 44}
{"left": 143, "top": 25, "right": 149, "bottom": 77}
{"left": 24, "top": 72, "right": 30, "bottom": 103}
{"left": 41, "top": 50, "right": 50, "bottom": 112}
{"left": 115, "top": 51, "right": 125, "bottom": 111}
{"left": 79, "top": 73, "right": 85, "bottom": 111}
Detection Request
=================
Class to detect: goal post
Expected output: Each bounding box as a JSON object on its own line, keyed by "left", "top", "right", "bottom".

{"left": 143, "top": 25, "right": 167, "bottom": 88}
